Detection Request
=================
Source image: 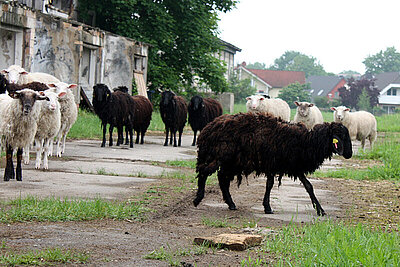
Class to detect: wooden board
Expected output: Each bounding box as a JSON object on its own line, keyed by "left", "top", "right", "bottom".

{"left": 194, "top": 233, "right": 262, "bottom": 251}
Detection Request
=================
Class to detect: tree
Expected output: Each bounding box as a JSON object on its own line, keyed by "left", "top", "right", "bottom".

{"left": 278, "top": 82, "right": 311, "bottom": 108}
{"left": 363, "top": 47, "right": 400, "bottom": 74}
{"left": 246, "top": 62, "right": 267, "bottom": 70}
{"left": 357, "top": 88, "right": 372, "bottom": 112}
{"left": 227, "top": 73, "right": 256, "bottom": 103}
{"left": 77, "top": 0, "right": 237, "bottom": 95}
{"left": 338, "top": 77, "right": 380, "bottom": 110}
{"left": 269, "top": 51, "right": 332, "bottom": 77}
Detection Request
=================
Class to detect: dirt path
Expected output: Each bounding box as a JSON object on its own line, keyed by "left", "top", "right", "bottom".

{"left": 0, "top": 135, "right": 398, "bottom": 266}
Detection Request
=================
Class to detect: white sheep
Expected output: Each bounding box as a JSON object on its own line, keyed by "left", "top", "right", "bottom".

{"left": 1, "top": 65, "right": 60, "bottom": 84}
{"left": 246, "top": 95, "right": 291, "bottom": 121}
{"left": 0, "top": 89, "right": 48, "bottom": 181}
{"left": 293, "top": 101, "right": 324, "bottom": 130}
{"left": 47, "top": 82, "right": 78, "bottom": 157}
{"left": 24, "top": 91, "right": 63, "bottom": 169}
{"left": 331, "top": 106, "right": 377, "bottom": 150}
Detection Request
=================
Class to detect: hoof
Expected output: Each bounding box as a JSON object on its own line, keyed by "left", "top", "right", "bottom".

{"left": 228, "top": 205, "right": 237, "bottom": 210}
{"left": 264, "top": 208, "right": 274, "bottom": 214}
{"left": 193, "top": 198, "right": 201, "bottom": 207}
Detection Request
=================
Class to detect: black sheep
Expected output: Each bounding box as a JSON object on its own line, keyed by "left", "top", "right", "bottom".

{"left": 92, "top": 83, "right": 134, "bottom": 147}
{"left": 131, "top": 95, "right": 153, "bottom": 144}
{"left": 193, "top": 112, "right": 352, "bottom": 216}
{"left": 8, "top": 82, "right": 49, "bottom": 92}
{"left": 0, "top": 73, "right": 9, "bottom": 94}
{"left": 188, "top": 96, "right": 223, "bottom": 146}
{"left": 160, "top": 90, "right": 187, "bottom": 147}
{"left": 112, "top": 86, "right": 153, "bottom": 145}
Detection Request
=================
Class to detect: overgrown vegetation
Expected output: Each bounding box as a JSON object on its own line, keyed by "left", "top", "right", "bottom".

{"left": 0, "top": 196, "right": 147, "bottom": 223}
{"left": 260, "top": 220, "right": 400, "bottom": 266}
{"left": 0, "top": 247, "right": 89, "bottom": 266}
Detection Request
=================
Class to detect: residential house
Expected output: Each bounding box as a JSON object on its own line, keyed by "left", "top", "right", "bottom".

{"left": 215, "top": 39, "right": 241, "bottom": 80}
{"left": 0, "top": 0, "right": 149, "bottom": 105}
{"left": 373, "top": 72, "right": 400, "bottom": 114}
{"left": 236, "top": 62, "right": 306, "bottom": 98}
{"left": 306, "top": 76, "right": 347, "bottom": 102}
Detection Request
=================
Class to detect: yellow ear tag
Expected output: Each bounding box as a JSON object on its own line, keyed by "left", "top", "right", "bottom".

{"left": 333, "top": 138, "right": 338, "bottom": 149}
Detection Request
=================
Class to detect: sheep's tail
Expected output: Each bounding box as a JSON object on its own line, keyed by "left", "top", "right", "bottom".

{"left": 193, "top": 160, "right": 219, "bottom": 207}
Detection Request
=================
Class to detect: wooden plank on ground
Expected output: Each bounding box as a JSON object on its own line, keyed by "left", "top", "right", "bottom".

{"left": 193, "top": 233, "right": 262, "bottom": 251}
{"left": 134, "top": 72, "right": 147, "bottom": 97}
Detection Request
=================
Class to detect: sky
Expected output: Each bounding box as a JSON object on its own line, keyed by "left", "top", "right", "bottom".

{"left": 217, "top": 0, "right": 400, "bottom": 75}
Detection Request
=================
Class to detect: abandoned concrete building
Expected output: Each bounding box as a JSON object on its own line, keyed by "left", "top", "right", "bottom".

{"left": 0, "top": 0, "right": 149, "bottom": 104}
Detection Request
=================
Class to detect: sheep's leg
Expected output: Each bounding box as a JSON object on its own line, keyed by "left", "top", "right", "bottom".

{"left": 4, "top": 145, "right": 14, "bottom": 181}
{"left": 109, "top": 125, "right": 114, "bottom": 146}
{"left": 128, "top": 127, "right": 134, "bottom": 148}
{"left": 218, "top": 171, "right": 236, "bottom": 210}
{"left": 23, "top": 145, "right": 30, "bottom": 165}
{"left": 49, "top": 140, "right": 54, "bottom": 156}
{"left": 140, "top": 130, "right": 145, "bottom": 144}
{"left": 178, "top": 129, "right": 183, "bottom": 147}
{"left": 125, "top": 128, "right": 130, "bottom": 145}
{"left": 169, "top": 130, "right": 173, "bottom": 145}
{"left": 164, "top": 128, "right": 169, "bottom": 146}
{"left": 193, "top": 173, "right": 208, "bottom": 207}
{"left": 61, "top": 131, "right": 68, "bottom": 154}
{"left": 299, "top": 174, "right": 325, "bottom": 216}
{"left": 16, "top": 148, "right": 23, "bottom": 181}
{"left": 361, "top": 138, "right": 366, "bottom": 151}
{"left": 263, "top": 174, "right": 275, "bottom": 214}
{"left": 191, "top": 130, "right": 197, "bottom": 146}
{"left": 135, "top": 130, "right": 140, "bottom": 144}
{"left": 173, "top": 130, "right": 178, "bottom": 147}
{"left": 101, "top": 123, "right": 107, "bottom": 147}
{"left": 35, "top": 139, "right": 44, "bottom": 169}
{"left": 43, "top": 139, "right": 51, "bottom": 170}
{"left": 116, "top": 126, "right": 122, "bottom": 146}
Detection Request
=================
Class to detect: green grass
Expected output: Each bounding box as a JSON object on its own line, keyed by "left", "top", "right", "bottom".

{"left": 68, "top": 109, "right": 102, "bottom": 139}
{"left": 0, "top": 196, "right": 147, "bottom": 223}
{"left": 165, "top": 159, "right": 196, "bottom": 169}
{"left": 315, "top": 134, "right": 400, "bottom": 181}
{"left": 376, "top": 113, "right": 400, "bottom": 132}
{"left": 0, "top": 247, "right": 89, "bottom": 265}
{"left": 261, "top": 220, "right": 400, "bottom": 266}
{"left": 201, "top": 216, "right": 233, "bottom": 228}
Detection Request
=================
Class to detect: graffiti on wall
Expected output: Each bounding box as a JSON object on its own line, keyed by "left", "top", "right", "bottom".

{"left": 32, "top": 24, "right": 76, "bottom": 82}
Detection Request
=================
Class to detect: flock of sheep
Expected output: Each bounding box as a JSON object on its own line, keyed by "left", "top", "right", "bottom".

{"left": 0, "top": 63, "right": 379, "bottom": 217}
{"left": 0, "top": 65, "right": 78, "bottom": 181}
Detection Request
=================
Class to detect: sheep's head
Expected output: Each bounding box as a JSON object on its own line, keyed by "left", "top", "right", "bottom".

{"left": 246, "top": 95, "right": 265, "bottom": 111}
{"left": 113, "top": 86, "right": 129, "bottom": 93}
{"left": 9, "top": 89, "right": 48, "bottom": 115}
{"left": 161, "top": 90, "right": 176, "bottom": 107}
{"left": 331, "top": 106, "right": 350, "bottom": 122}
{"left": 39, "top": 91, "right": 63, "bottom": 111}
{"left": 295, "top": 101, "right": 313, "bottom": 117}
{"left": 0, "top": 65, "right": 28, "bottom": 84}
{"left": 329, "top": 122, "right": 352, "bottom": 159}
{"left": 190, "top": 95, "right": 204, "bottom": 111}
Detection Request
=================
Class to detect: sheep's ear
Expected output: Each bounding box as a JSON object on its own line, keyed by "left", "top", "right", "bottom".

{"left": 36, "top": 94, "right": 49, "bottom": 101}
{"left": 39, "top": 91, "right": 45, "bottom": 96}
{"left": 68, "top": 84, "right": 78, "bottom": 89}
{"left": 246, "top": 97, "right": 251, "bottom": 101}
{"left": 308, "top": 103, "right": 314, "bottom": 107}
{"left": 1, "top": 69, "right": 8, "bottom": 74}
{"left": 345, "top": 108, "right": 350, "bottom": 111}
{"left": 9, "top": 91, "right": 20, "bottom": 99}
{"left": 294, "top": 101, "right": 300, "bottom": 106}
{"left": 48, "top": 83, "right": 57, "bottom": 88}
{"left": 332, "top": 135, "right": 344, "bottom": 155}
{"left": 58, "top": 92, "right": 67, "bottom": 98}
{"left": 19, "top": 71, "right": 28, "bottom": 75}
{"left": 330, "top": 107, "right": 336, "bottom": 111}
{"left": 259, "top": 97, "right": 265, "bottom": 100}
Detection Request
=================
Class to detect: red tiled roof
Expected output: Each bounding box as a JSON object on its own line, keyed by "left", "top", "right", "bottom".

{"left": 247, "top": 69, "right": 306, "bottom": 88}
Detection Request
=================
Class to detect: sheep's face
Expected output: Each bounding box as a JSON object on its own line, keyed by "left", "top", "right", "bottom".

{"left": 161, "top": 90, "right": 175, "bottom": 107}
{"left": 331, "top": 106, "right": 350, "bottom": 122}
{"left": 10, "top": 89, "right": 48, "bottom": 116}
{"left": 246, "top": 95, "right": 265, "bottom": 110}
{"left": 330, "top": 122, "right": 352, "bottom": 159}
{"left": 0, "top": 65, "right": 28, "bottom": 84}
{"left": 92, "top": 84, "right": 110, "bottom": 103}
{"left": 40, "top": 91, "right": 62, "bottom": 111}
{"left": 190, "top": 96, "right": 204, "bottom": 111}
{"left": 295, "top": 101, "right": 313, "bottom": 117}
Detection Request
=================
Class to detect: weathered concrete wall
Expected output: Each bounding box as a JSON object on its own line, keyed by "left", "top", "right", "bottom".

{"left": 32, "top": 14, "right": 81, "bottom": 84}
{"left": 103, "top": 34, "right": 134, "bottom": 91}
{"left": 218, "top": 92, "right": 234, "bottom": 113}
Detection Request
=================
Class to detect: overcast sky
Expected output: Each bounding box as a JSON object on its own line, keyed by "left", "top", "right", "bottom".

{"left": 217, "top": 0, "right": 400, "bottom": 74}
